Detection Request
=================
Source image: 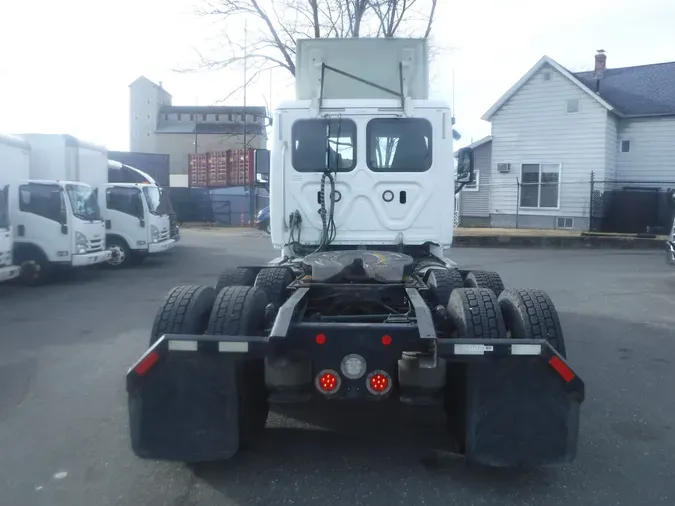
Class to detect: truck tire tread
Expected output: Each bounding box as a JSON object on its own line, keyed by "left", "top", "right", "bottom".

{"left": 254, "top": 267, "right": 294, "bottom": 307}
{"left": 150, "top": 285, "right": 217, "bottom": 346}
{"left": 447, "top": 287, "right": 507, "bottom": 339}
{"left": 498, "top": 288, "right": 567, "bottom": 357}
{"left": 464, "top": 270, "right": 505, "bottom": 297}
{"left": 214, "top": 267, "right": 257, "bottom": 294}
{"left": 426, "top": 267, "right": 465, "bottom": 306}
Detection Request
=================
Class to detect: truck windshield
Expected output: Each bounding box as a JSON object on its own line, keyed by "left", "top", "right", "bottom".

{"left": 0, "top": 185, "right": 9, "bottom": 229}
{"left": 65, "top": 183, "right": 102, "bottom": 221}
{"left": 143, "top": 186, "right": 165, "bottom": 215}
{"left": 292, "top": 118, "right": 356, "bottom": 172}
{"left": 366, "top": 118, "right": 433, "bottom": 172}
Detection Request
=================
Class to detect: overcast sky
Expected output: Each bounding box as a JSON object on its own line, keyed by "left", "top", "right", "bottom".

{"left": 1, "top": 0, "right": 673, "bottom": 151}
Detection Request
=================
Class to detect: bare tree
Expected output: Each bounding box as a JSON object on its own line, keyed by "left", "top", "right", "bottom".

{"left": 179, "top": 0, "right": 438, "bottom": 101}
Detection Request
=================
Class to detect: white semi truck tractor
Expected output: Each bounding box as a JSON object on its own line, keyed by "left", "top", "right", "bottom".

{"left": 7, "top": 133, "right": 111, "bottom": 285}
{"left": 126, "top": 38, "right": 585, "bottom": 468}
{"left": 0, "top": 134, "right": 25, "bottom": 283}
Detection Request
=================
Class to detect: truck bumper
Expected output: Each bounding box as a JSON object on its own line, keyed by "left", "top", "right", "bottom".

{"left": 148, "top": 239, "right": 176, "bottom": 254}
{"left": 72, "top": 250, "right": 112, "bottom": 267}
{"left": 0, "top": 264, "right": 21, "bottom": 282}
{"left": 127, "top": 299, "right": 584, "bottom": 467}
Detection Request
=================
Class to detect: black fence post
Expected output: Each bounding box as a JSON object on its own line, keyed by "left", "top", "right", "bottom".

{"left": 515, "top": 178, "right": 520, "bottom": 229}
{"left": 589, "top": 171, "right": 595, "bottom": 232}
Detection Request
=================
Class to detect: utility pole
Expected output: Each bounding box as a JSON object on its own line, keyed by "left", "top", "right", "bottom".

{"left": 244, "top": 18, "right": 255, "bottom": 227}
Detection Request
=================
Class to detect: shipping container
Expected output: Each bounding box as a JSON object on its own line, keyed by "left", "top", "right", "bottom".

{"left": 108, "top": 151, "right": 170, "bottom": 187}
{"left": 187, "top": 149, "right": 255, "bottom": 188}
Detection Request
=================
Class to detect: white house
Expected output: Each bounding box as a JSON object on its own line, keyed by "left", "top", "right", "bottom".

{"left": 480, "top": 51, "right": 675, "bottom": 230}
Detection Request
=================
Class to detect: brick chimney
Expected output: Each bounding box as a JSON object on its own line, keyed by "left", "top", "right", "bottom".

{"left": 594, "top": 50, "right": 606, "bottom": 77}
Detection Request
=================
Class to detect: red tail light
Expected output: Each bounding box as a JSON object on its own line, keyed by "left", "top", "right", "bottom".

{"left": 315, "top": 334, "right": 327, "bottom": 345}
{"left": 381, "top": 335, "right": 392, "bottom": 346}
{"left": 366, "top": 370, "right": 392, "bottom": 395}
{"left": 315, "top": 369, "right": 341, "bottom": 394}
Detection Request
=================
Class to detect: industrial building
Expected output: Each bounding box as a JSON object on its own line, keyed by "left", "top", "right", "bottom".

{"left": 128, "top": 76, "right": 268, "bottom": 187}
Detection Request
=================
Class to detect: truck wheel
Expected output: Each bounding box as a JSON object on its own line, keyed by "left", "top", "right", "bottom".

{"left": 464, "top": 270, "right": 505, "bottom": 297}
{"left": 206, "top": 286, "right": 270, "bottom": 446}
{"left": 214, "top": 267, "right": 257, "bottom": 294}
{"left": 254, "top": 267, "right": 294, "bottom": 307}
{"left": 106, "top": 237, "right": 131, "bottom": 269}
{"left": 498, "top": 289, "right": 567, "bottom": 358}
{"left": 447, "top": 287, "right": 507, "bottom": 339}
{"left": 426, "top": 268, "right": 464, "bottom": 306}
{"left": 17, "top": 254, "right": 51, "bottom": 286}
{"left": 149, "top": 285, "right": 217, "bottom": 346}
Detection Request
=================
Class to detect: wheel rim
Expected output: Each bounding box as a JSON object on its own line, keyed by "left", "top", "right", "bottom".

{"left": 21, "top": 260, "right": 41, "bottom": 280}
{"left": 108, "top": 245, "right": 125, "bottom": 266}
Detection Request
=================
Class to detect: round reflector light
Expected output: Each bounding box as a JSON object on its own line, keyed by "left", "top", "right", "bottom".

{"left": 340, "top": 354, "right": 367, "bottom": 379}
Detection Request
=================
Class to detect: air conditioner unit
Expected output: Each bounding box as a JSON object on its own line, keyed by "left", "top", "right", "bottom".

{"left": 497, "top": 163, "right": 511, "bottom": 173}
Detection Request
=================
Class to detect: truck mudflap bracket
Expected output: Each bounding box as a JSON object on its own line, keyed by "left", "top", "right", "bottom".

{"left": 437, "top": 338, "right": 585, "bottom": 467}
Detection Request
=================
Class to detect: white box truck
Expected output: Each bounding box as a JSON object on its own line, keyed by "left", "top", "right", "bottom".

{"left": 0, "top": 134, "right": 24, "bottom": 283}
{"left": 21, "top": 134, "right": 176, "bottom": 269}
{"left": 102, "top": 159, "right": 176, "bottom": 268}
{"left": 5, "top": 133, "right": 111, "bottom": 285}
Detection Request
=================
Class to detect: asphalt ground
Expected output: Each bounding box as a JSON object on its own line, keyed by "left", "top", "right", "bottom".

{"left": 1, "top": 229, "right": 673, "bottom": 505}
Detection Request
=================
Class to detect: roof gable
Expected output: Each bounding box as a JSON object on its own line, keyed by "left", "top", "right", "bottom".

{"left": 481, "top": 56, "right": 615, "bottom": 121}
{"left": 574, "top": 62, "right": 675, "bottom": 116}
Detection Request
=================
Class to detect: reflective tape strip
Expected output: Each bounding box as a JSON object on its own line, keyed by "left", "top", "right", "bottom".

{"left": 511, "top": 344, "right": 542, "bottom": 356}
{"left": 218, "top": 342, "right": 249, "bottom": 353}
{"left": 454, "top": 344, "right": 494, "bottom": 355}
{"left": 168, "top": 340, "right": 198, "bottom": 351}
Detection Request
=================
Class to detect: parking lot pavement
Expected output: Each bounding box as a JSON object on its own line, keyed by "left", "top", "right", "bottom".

{"left": 0, "top": 230, "right": 673, "bottom": 506}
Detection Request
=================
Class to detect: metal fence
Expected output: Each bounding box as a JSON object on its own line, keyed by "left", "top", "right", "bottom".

{"left": 460, "top": 172, "right": 675, "bottom": 234}
{"left": 167, "top": 187, "right": 269, "bottom": 226}
{"left": 589, "top": 173, "right": 675, "bottom": 234}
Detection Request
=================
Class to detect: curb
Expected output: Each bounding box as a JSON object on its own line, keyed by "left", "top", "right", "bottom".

{"left": 452, "top": 235, "right": 666, "bottom": 250}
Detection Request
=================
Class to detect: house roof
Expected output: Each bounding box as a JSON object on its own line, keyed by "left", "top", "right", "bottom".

{"left": 160, "top": 105, "right": 268, "bottom": 117}
{"left": 574, "top": 62, "right": 675, "bottom": 116}
{"left": 481, "top": 55, "right": 675, "bottom": 121}
{"left": 453, "top": 135, "right": 492, "bottom": 157}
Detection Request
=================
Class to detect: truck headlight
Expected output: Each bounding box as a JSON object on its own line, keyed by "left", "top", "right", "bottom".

{"left": 75, "top": 232, "right": 88, "bottom": 254}
{"left": 151, "top": 225, "right": 159, "bottom": 243}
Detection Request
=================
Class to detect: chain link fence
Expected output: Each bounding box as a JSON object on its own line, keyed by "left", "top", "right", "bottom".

{"left": 462, "top": 172, "right": 675, "bottom": 234}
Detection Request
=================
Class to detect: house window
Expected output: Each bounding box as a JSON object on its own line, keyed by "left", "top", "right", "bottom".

{"left": 215, "top": 114, "right": 220, "bottom": 121}
{"left": 520, "top": 163, "right": 560, "bottom": 209}
{"left": 241, "top": 114, "right": 246, "bottom": 121}
{"left": 621, "top": 140, "right": 631, "bottom": 153}
{"left": 543, "top": 72, "right": 552, "bottom": 81}
{"left": 164, "top": 114, "right": 169, "bottom": 120}
{"left": 566, "top": 99, "right": 579, "bottom": 113}
{"left": 189, "top": 114, "right": 194, "bottom": 121}
{"left": 228, "top": 114, "right": 233, "bottom": 121}
{"left": 177, "top": 114, "right": 182, "bottom": 121}
{"left": 463, "top": 170, "right": 480, "bottom": 192}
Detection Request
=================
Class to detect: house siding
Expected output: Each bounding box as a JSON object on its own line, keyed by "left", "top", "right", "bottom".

{"left": 489, "top": 63, "right": 609, "bottom": 230}
{"left": 616, "top": 116, "right": 675, "bottom": 185}
{"left": 459, "top": 140, "right": 491, "bottom": 226}
{"left": 604, "top": 113, "right": 619, "bottom": 181}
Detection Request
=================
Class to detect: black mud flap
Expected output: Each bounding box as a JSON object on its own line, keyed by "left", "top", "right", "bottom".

{"left": 463, "top": 358, "right": 581, "bottom": 467}
{"left": 128, "top": 351, "right": 240, "bottom": 463}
